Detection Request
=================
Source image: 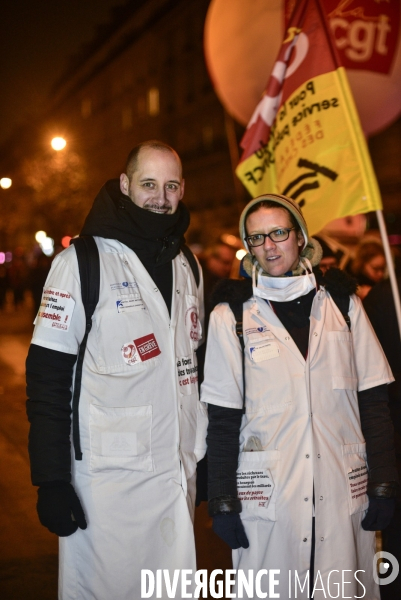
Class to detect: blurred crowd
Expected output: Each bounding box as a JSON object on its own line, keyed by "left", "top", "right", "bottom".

{"left": 0, "top": 247, "right": 52, "bottom": 316}
{"left": 1, "top": 231, "right": 400, "bottom": 319}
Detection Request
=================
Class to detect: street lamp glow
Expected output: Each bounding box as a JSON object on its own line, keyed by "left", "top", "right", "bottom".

{"left": 0, "top": 177, "right": 12, "bottom": 189}
{"left": 236, "top": 249, "right": 247, "bottom": 260}
{"left": 35, "top": 230, "right": 47, "bottom": 243}
{"left": 40, "top": 237, "right": 55, "bottom": 256}
{"left": 51, "top": 137, "right": 66, "bottom": 151}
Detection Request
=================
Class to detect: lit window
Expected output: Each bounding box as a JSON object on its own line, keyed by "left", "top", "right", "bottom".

{"left": 81, "top": 99, "right": 92, "bottom": 118}
{"left": 122, "top": 107, "right": 132, "bottom": 130}
{"left": 147, "top": 88, "right": 159, "bottom": 116}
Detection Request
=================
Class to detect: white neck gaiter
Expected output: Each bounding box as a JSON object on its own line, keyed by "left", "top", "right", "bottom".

{"left": 252, "top": 258, "right": 317, "bottom": 302}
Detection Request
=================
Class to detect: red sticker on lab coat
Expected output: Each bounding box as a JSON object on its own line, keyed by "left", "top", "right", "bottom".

{"left": 133, "top": 333, "right": 161, "bottom": 361}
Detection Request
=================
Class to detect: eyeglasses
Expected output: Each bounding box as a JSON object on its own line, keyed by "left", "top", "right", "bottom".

{"left": 246, "top": 227, "right": 295, "bottom": 247}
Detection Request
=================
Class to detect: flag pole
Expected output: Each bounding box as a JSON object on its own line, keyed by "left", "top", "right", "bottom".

{"left": 375, "top": 209, "right": 401, "bottom": 339}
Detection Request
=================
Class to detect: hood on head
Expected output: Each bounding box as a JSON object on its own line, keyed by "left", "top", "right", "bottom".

{"left": 239, "top": 193, "right": 309, "bottom": 252}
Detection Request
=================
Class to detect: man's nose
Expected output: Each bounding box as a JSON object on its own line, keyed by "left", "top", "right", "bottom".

{"left": 153, "top": 187, "right": 167, "bottom": 204}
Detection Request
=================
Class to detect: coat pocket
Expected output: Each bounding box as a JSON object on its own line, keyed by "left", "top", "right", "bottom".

{"left": 332, "top": 376, "right": 358, "bottom": 390}
{"left": 342, "top": 443, "right": 369, "bottom": 515}
{"left": 89, "top": 404, "right": 153, "bottom": 472}
{"left": 327, "top": 330, "right": 356, "bottom": 381}
{"left": 237, "top": 450, "right": 280, "bottom": 522}
{"left": 93, "top": 306, "right": 161, "bottom": 374}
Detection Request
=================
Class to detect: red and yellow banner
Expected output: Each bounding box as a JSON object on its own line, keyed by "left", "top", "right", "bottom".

{"left": 294, "top": 0, "right": 400, "bottom": 75}
{"left": 236, "top": 0, "right": 382, "bottom": 235}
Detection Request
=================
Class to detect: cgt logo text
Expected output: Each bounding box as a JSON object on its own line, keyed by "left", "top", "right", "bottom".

{"left": 140, "top": 564, "right": 401, "bottom": 598}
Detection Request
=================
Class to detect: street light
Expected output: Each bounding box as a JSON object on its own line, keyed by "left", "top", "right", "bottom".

{"left": 0, "top": 177, "right": 12, "bottom": 189}
{"left": 51, "top": 137, "right": 66, "bottom": 151}
{"left": 35, "top": 230, "right": 47, "bottom": 243}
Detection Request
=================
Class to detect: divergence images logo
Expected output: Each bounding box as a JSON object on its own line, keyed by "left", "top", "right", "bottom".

{"left": 373, "top": 551, "right": 399, "bottom": 586}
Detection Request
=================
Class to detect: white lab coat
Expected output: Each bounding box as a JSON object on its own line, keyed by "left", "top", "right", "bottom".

{"left": 31, "top": 237, "right": 207, "bottom": 600}
{"left": 201, "top": 287, "right": 393, "bottom": 599}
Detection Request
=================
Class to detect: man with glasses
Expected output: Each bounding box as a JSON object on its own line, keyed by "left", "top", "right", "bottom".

{"left": 201, "top": 194, "right": 398, "bottom": 599}
{"left": 26, "top": 140, "right": 206, "bottom": 599}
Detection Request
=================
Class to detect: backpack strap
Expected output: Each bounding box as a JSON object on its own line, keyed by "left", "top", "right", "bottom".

{"left": 228, "top": 299, "right": 246, "bottom": 412}
{"left": 329, "top": 291, "right": 351, "bottom": 331}
{"left": 69, "top": 236, "right": 100, "bottom": 460}
{"left": 180, "top": 243, "right": 200, "bottom": 288}
{"left": 315, "top": 267, "right": 356, "bottom": 332}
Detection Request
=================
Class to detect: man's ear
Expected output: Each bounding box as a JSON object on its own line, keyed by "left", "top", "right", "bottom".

{"left": 120, "top": 173, "right": 129, "bottom": 196}
{"left": 180, "top": 178, "right": 185, "bottom": 199}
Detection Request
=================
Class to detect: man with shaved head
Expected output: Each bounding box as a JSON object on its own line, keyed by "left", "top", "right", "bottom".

{"left": 26, "top": 140, "right": 206, "bottom": 599}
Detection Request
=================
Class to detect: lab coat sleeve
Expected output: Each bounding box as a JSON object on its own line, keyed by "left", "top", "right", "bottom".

{"left": 201, "top": 303, "right": 244, "bottom": 409}
{"left": 349, "top": 294, "right": 394, "bottom": 392}
{"left": 31, "top": 246, "right": 86, "bottom": 355}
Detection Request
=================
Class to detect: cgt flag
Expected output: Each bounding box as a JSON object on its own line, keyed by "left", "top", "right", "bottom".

{"left": 235, "top": 0, "right": 382, "bottom": 235}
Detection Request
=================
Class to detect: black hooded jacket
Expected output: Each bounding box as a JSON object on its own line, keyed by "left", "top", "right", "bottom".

{"left": 26, "top": 180, "right": 192, "bottom": 484}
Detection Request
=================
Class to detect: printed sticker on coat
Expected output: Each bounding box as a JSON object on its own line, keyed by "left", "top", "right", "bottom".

{"left": 347, "top": 464, "right": 368, "bottom": 506}
{"left": 249, "top": 340, "right": 280, "bottom": 362}
{"left": 185, "top": 305, "right": 202, "bottom": 344}
{"left": 121, "top": 334, "right": 161, "bottom": 365}
{"left": 177, "top": 355, "right": 198, "bottom": 395}
{"left": 121, "top": 342, "right": 141, "bottom": 365}
{"left": 116, "top": 297, "right": 145, "bottom": 313}
{"left": 134, "top": 334, "right": 161, "bottom": 361}
{"left": 35, "top": 287, "right": 75, "bottom": 331}
{"left": 110, "top": 281, "right": 139, "bottom": 293}
{"left": 245, "top": 326, "right": 269, "bottom": 336}
{"left": 237, "top": 468, "right": 274, "bottom": 508}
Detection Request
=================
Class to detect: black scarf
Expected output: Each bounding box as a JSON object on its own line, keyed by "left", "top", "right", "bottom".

{"left": 81, "top": 179, "right": 190, "bottom": 314}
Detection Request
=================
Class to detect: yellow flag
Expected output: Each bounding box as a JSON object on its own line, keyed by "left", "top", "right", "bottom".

{"left": 236, "top": 0, "right": 382, "bottom": 235}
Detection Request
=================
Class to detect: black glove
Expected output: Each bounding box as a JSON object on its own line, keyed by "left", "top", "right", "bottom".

{"left": 212, "top": 513, "right": 249, "bottom": 549}
{"left": 37, "top": 482, "right": 87, "bottom": 537}
{"left": 361, "top": 497, "right": 396, "bottom": 531}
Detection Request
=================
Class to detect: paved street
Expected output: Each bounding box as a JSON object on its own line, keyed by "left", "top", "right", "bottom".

{"left": 0, "top": 295, "right": 231, "bottom": 599}
{"left": 0, "top": 299, "right": 58, "bottom": 600}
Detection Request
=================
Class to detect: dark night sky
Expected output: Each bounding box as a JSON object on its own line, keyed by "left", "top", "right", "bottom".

{"left": 0, "top": 0, "right": 125, "bottom": 145}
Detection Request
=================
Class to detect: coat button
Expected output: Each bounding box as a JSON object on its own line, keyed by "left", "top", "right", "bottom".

{"left": 304, "top": 498, "right": 308, "bottom": 502}
{"left": 306, "top": 454, "right": 309, "bottom": 458}
{"left": 317, "top": 454, "right": 321, "bottom": 458}
{"left": 176, "top": 290, "right": 180, "bottom": 294}
{"left": 285, "top": 336, "right": 290, "bottom": 340}
{"left": 313, "top": 332, "right": 318, "bottom": 336}
{"left": 303, "top": 538, "right": 307, "bottom": 542}
{"left": 320, "top": 496, "right": 323, "bottom": 500}
{"left": 320, "top": 537, "right": 324, "bottom": 541}
{"left": 154, "top": 288, "right": 158, "bottom": 292}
